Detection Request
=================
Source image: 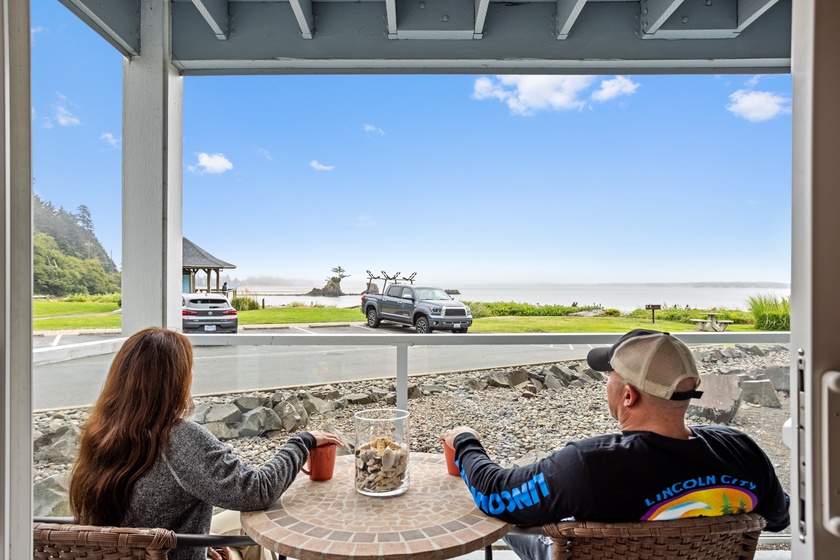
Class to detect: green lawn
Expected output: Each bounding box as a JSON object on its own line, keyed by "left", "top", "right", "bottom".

{"left": 33, "top": 314, "right": 122, "bottom": 330}
{"left": 469, "top": 316, "right": 756, "bottom": 333}
{"left": 33, "top": 300, "right": 120, "bottom": 318}
{"left": 236, "top": 306, "right": 363, "bottom": 325}
{"left": 31, "top": 300, "right": 767, "bottom": 333}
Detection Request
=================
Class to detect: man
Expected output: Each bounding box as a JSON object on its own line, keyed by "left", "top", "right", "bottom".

{"left": 440, "top": 329, "right": 789, "bottom": 560}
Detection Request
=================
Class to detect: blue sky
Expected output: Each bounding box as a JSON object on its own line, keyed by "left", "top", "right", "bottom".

{"left": 31, "top": 2, "right": 793, "bottom": 290}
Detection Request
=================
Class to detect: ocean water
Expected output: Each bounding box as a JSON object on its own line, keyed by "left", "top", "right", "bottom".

{"left": 234, "top": 283, "right": 790, "bottom": 312}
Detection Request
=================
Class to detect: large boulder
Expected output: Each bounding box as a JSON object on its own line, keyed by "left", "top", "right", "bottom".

{"left": 203, "top": 422, "right": 240, "bottom": 440}
{"left": 687, "top": 373, "right": 742, "bottom": 424}
{"left": 320, "top": 279, "right": 344, "bottom": 297}
{"left": 362, "top": 283, "right": 380, "bottom": 295}
{"left": 486, "top": 368, "right": 530, "bottom": 388}
{"left": 204, "top": 404, "right": 243, "bottom": 424}
{"left": 34, "top": 423, "right": 80, "bottom": 464}
{"left": 740, "top": 379, "right": 782, "bottom": 408}
{"left": 753, "top": 365, "right": 790, "bottom": 393}
{"left": 238, "top": 407, "right": 283, "bottom": 437}
{"left": 33, "top": 475, "right": 70, "bottom": 517}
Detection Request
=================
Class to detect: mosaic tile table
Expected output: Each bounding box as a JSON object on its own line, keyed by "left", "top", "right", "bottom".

{"left": 241, "top": 453, "right": 512, "bottom": 560}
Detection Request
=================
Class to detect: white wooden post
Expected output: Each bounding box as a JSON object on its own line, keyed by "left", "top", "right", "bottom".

{"left": 0, "top": 0, "right": 33, "bottom": 557}
{"left": 122, "top": 0, "right": 183, "bottom": 334}
{"left": 791, "top": 1, "right": 840, "bottom": 558}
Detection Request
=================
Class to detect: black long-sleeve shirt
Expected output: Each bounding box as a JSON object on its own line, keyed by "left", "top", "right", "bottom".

{"left": 453, "top": 425, "right": 789, "bottom": 531}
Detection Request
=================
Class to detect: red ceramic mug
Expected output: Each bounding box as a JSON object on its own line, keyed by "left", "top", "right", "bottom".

{"left": 443, "top": 442, "right": 460, "bottom": 476}
{"left": 302, "top": 443, "right": 337, "bottom": 481}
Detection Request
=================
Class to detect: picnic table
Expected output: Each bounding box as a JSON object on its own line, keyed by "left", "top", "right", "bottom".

{"left": 690, "top": 312, "right": 734, "bottom": 332}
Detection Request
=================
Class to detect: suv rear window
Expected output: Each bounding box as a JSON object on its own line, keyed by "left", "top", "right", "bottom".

{"left": 184, "top": 298, "right": 230, "bottom": 306}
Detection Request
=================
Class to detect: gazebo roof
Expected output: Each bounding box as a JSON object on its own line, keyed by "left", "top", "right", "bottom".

{"left": 182, "top": 237, "right": 236, "bottom": 270}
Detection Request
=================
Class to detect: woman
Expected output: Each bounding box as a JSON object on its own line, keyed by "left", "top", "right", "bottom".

{"left": 69, "top": 327, "right": 342, "bottom": 560}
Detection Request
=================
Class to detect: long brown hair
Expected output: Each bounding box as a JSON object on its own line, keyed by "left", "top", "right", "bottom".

{"left": 69, "top": 327, "right": 194, "bottom": 525}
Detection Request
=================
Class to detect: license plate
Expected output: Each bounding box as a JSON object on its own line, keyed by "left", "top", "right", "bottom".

{"left": 204, "top": 325, "right": 216, "bottom": 332}
{"left": 453, "top": 323, "right": 461, "bottom": 329}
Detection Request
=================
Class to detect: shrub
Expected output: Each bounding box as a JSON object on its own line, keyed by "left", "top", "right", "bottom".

{"left": 747, "top": 294, "right": 790, "bottom": 331}
{"left": 64, "top": 292, "right": 122, "bottom": 306}
{"left": 463, "top": 301, "right": 601, "bottom": 319}
{"left": 231, "top": 297, "right": 261, "bottom": 311}
{"left": 603, "top": 308, "right": 621, "bottom": 317}
{"left": 627, "top": 306, "right": 754, "bottom": 325}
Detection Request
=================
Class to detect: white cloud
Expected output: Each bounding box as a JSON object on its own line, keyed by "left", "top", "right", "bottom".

{"left": 354, "top": 215, "right": 376, "bottom": 228}
{"left": 310, "top": 160, "right": 335, "bottom": 171}
{"left": 473, "top": 75, "right": 640, "bottom": 115}
{"left": 726, "top": 90, "right": 790, "bottom": 122}
{"left": 364, "top": 123, "right": 385, "bottom": 135}
{"left": 190, "top": 152, "right": 233, "bottom": 174}
{"left": 591, "top": 76, "right": 640, "bottom": 102}
{"left": 46, "top": 93, "right": 80, "bottom": 127}
{"left": 256, "top": 148, "right": 273, "bottom": 160}
{"left": 745, "top": 75, "right": 762, "bottom": 88}
{"left": 100, "top": 132, "right": 120, "bottom": 149}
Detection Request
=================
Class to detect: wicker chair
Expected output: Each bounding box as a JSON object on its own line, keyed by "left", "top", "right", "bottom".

{"left": 541, "top": 513, "right": 767, "bottom": 560}
{"left": 33, "top": 522, "right": 177, "bottom": 560}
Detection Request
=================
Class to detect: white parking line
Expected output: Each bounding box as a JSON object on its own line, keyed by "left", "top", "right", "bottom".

{"left": 568, "top": 344, "right": 574, "bottom": 350}
{"left": 50, "top": 335, "right": 62, "bottom": 347}
{"left": 291, "top": 326, "right": 317, "bottom": 334}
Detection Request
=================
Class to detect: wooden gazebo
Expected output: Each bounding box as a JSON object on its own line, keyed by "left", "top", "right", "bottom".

{"left": 182, "top": 237, "right": 236, "bottom": 295}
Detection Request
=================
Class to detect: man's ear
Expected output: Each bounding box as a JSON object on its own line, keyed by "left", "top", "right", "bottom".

{"left": 624, "top": 384, "right": 641, "bottom": 407}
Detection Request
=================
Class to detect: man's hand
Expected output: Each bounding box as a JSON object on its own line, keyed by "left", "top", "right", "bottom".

{"left": 207, "top": 546, "right": 230, "bottom": 560}
{"left": 439, "top": 427, "right": 481, "bottom": 450}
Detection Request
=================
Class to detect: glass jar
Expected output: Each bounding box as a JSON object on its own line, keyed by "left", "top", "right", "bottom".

{"left": 354, "top": 408, "right": 410, "bottom": 496}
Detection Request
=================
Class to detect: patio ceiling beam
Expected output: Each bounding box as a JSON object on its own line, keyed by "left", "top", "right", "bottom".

{"left": 57, "top": 0, "right": 140, "bottom": 57}
{"left": 191, "top": 0, "right": 230, "bottom": 40}
{"left": 638, "top": 0, "right": 685, "bottom": 36}
{"left": 554, "top": 0, "right": 588, "bottom": 40}
{"left": 289, "top": 0, "right": 315, "bottom": 39}
{"left": 385, "top": 0, "right": 397, "bottom": 38}
{"left": 168, "top": 1, "right": 790, "bottom": 74}
{"left": 474, "top": 0, "right": 490, "bottom": 39}
{"left": 737, "top": 0, "right": 781, "bottom": 32}
{"left": 390, "top": 0, "right": 475, "bottom": 40}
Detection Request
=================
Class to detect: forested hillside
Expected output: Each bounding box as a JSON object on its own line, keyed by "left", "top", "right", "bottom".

{"left": 33, "top": 194, "right": 121, "bottom": 296}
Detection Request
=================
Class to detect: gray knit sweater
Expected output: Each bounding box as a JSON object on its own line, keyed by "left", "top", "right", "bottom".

{"left": 122, "top": 420, "right": 312, "bottom": 560}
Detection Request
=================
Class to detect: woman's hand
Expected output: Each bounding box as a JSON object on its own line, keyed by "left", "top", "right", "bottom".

{"left": 308, "top": 430, "right": 344, "bottom": 447}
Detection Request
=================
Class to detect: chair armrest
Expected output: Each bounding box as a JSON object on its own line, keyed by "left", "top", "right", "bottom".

{"left": 33, "top": 516, "right": 258, "bottom": 549}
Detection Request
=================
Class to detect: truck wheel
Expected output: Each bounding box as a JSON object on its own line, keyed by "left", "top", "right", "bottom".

{"left": 366, "top": 308, "right": 381, "bottom": 328}
{"left": 453, "top": 328, "right": 468, "bottom": 333}
{"left": 415, "top": 316, "right": 432, "bottom": 334}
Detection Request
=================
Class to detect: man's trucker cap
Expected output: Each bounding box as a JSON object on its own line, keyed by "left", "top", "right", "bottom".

{"left": 586, "top": 329, "right": 703, "bottom": 401}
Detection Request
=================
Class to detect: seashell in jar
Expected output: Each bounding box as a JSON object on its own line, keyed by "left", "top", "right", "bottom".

{"left": 382, "top": 446, "right": 396, "bottom": 469}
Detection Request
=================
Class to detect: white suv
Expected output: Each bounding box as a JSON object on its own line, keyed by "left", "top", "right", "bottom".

{"left": 182, "top": 293, "right": 238, "bottom": 333}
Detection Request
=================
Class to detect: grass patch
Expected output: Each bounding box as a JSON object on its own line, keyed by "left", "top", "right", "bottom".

{"left": 34, "top": 300, "right": 121, "bottom": 318}
{"left": 238, "top": 306, "right": 362, "bottom": 325}
{"left": 469, "top": 316, "right": 757, "bottom": 333}
{"left": 33, "top": 315, "right": 122, "bottom": 330}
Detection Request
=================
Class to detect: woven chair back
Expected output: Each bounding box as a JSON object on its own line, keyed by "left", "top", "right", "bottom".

{"left": 542, "top": 513, "right": 767, "bottom": 560}
{"left": 34, "top": 522, "right": 177, "bottom": 560}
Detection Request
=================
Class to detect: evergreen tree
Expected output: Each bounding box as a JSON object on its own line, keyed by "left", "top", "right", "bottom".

{"left": 720, "top": 493, "right": 734, "bottom": 515}
{"left": 32, "top": 194, "right": 121, "bottom": 295}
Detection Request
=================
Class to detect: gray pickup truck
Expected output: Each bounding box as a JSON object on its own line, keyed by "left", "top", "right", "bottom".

{"left": 361, "top": 285, "right": 472, "bottom": 333}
